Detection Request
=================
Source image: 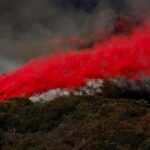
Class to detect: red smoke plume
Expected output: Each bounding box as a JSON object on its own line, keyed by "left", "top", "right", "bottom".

{"left": 0, "top": 20, "right": 150, "bottom": 101}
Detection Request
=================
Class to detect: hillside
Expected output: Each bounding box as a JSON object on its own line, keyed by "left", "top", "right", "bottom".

{"left": 0, "top": 82, "right": 150, "bottom": 150}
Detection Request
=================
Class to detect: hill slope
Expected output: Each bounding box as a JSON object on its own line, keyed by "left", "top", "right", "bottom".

{"left": 0, "top": 93, "right": 150, "bottom": 150}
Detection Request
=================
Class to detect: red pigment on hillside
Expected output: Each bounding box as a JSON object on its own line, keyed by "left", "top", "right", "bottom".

{"left": 0, "top": 20, "right": 150, "bottom": 101}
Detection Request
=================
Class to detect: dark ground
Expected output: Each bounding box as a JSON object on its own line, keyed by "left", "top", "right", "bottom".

{"left": 0, "top": 82, "right": 150, "bottom": 150}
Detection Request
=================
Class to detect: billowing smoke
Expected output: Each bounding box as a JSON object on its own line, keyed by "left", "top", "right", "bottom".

{"left": 0, "top": 20, "right": 150, "bottom": 101}
{"left": 0, "top": 0, "right": 149, "bottom": 72}
{"left": 0, "top": 0, "right": 150, "bottom": 101}
{"left": 0, "top": 0, "right": 113, "bottom": 61}
{"left": 125, "top": 0, "right": 150, "bottom": 15}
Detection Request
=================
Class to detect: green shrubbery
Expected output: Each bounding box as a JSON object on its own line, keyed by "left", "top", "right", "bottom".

{"left": 0, "top": 90, "right": 149, "bottom": 149}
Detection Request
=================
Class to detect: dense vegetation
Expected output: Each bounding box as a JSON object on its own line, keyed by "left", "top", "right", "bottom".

{"left": 0, "top": 82, "right": 150, "bottom": 150}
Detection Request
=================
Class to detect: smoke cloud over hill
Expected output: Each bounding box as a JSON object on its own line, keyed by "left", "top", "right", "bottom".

{"left": 0, "top": 19, "right": 150, "bottom": 101}
{"left": 0, "top": 0, "right": 149, "bottom": 72}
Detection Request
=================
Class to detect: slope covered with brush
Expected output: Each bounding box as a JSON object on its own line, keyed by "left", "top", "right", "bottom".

{"left": 0, "top": 87, "right": 150, "bottom": 150}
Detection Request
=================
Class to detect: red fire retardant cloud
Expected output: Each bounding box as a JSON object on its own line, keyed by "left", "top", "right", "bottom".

{"left": 0, "top": 20, "right": 150, "bottom": 101}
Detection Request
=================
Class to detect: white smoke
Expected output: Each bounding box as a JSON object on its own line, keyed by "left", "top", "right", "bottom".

{"left": 29, "top": 79, "right": 104, "bottom": 102}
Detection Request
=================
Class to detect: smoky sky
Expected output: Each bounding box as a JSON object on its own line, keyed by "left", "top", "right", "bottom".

{"left": 0, "top": 0, "right": 149, "bottom": 72}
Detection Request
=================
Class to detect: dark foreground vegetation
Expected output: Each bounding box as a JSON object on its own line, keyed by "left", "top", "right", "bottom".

{"left": 0, "top": 83, "right": 150, "bottom": 150}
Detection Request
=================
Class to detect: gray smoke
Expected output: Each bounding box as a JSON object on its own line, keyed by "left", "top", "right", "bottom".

{"left": 0, "top": 0, "right": 114, "bottom": 71}
{"left": 0, "top": 56, "right": 22, "bottom": 72}
{"left": 125, "top": 0, "right": 150, "bottom": 15}
{"left": 0, "top": 0, "right": 149, "bottom": 72}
